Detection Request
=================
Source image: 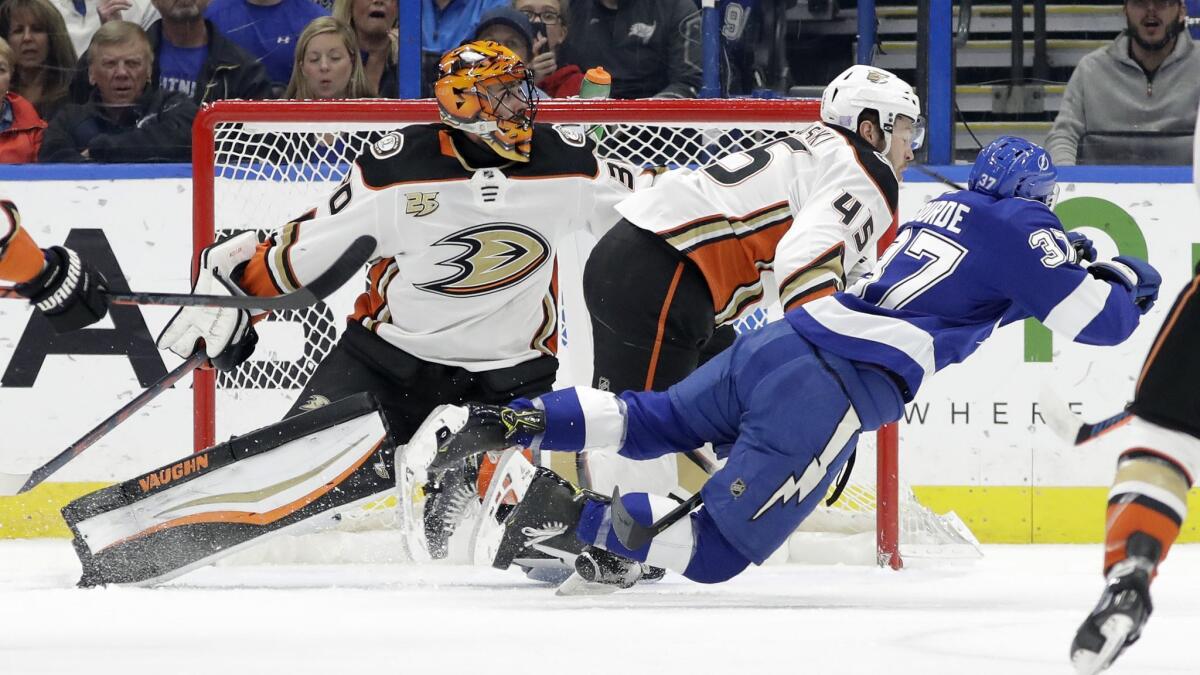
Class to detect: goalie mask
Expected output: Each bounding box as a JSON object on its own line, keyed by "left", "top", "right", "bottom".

{"left": 821, "top": 65, "right": 925, "bottom": 155}
{"left": 435, "top": 41, "right": 537, "bottom": 163}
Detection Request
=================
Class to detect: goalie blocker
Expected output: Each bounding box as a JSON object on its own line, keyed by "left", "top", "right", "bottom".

{"left": 62, "top": 393, "right": 398, "bottom": 587}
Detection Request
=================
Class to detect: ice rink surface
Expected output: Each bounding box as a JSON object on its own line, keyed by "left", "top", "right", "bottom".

{"left": 2, "top": 540, "right": 1198, "bottom": 675}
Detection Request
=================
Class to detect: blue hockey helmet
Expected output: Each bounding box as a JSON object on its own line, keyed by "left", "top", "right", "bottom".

{"left": 968, "top": 136, "right": 1058, "bottom": 206}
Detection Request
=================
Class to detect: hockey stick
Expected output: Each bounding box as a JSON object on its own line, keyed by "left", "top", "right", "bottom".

{"left": 1038, "top": 387, "right": 1133, "bottom": 446}
{"left": 0, "top": 349, "right": 207, "bottom": 496}
{"left": 609, "top": 487, "right": 703, "bottom": 551}
{"left": 911, "top": 164, "right": 966, "bottom": 190}
{"left": 0, "top": 235, "right": 376, "bottom": 311}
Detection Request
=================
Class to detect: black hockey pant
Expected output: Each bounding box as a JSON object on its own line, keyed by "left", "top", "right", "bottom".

{"left": 1128, "top": 264, "right": 1200, "bottom": 439}
{"left": 285, "top": 321, "right": 558, "bottom": 443}
{"left": 583, "top": 218, "right": 736, "bottom": 395}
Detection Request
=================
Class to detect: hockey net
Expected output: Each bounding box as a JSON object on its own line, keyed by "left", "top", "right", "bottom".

{"left": 192, "top": 99, "right": 978, "bottom": 569}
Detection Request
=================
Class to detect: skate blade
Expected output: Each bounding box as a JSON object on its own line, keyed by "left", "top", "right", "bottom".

{"left": 1071, "top": 615, "right": 1134, "bottom": 675}
{"left": 556, "top": 572, "right": 621, "bottom": 596}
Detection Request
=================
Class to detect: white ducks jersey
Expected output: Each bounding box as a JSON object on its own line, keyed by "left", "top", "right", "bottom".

{"left": 615, "top": 122, "right": 900, "bottom": 324}
{"left": 239, "top": 124, "right": 640, "bottom": 371}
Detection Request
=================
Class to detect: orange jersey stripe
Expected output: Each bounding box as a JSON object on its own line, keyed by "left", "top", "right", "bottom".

{"left": 877, "top": 213, "right": 898, "bottom": 257}
{"left": 783, "top": 284, "right": 837, "bottom": 312}
{"left": 1104, "top": 500, "right": 1181, "bottom": 573}
{"left": 0, "top": 227, "right": 44, "bottom": 284}
{"left": 687, "top": 220, "right": 792, "bottom": 312}
{"left": 241, "top": 239, "right": 286, "bottom": 296}
{"left": 350, "top": 257, "right": 395, "bottom": 323}
{"left": 645, "top": 262, "right": 685, "bottom": 390}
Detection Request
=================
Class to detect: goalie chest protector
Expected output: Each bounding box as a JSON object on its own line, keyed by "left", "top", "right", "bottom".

{"left": 62, "top": 393, "right": 396, "bottom": 586}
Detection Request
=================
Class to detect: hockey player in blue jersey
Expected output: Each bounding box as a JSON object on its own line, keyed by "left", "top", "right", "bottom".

{"left": 420, "top": 136, "right": 1162, "bottom": 589}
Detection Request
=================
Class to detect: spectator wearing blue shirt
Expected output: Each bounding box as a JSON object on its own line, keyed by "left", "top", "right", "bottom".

{"left": 420, "top": 0, "right": 507, "bottom": 94}
{"left": 205, "top": 0, "right": 327, "bottom": 90}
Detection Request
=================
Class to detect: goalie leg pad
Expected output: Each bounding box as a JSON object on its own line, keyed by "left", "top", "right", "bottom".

{"left": 62, "top": 392, "right": 396, "bottom": 586}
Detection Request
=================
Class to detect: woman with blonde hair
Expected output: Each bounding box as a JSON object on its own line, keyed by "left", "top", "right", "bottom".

{"left": 332, "top": 0, "right": 397, "bottom": 98}
{"left": 284, "top": 17, "right": 374, "bottom": 100}
{"left": 0, "top": 0, "right": 77, "bottom": 119}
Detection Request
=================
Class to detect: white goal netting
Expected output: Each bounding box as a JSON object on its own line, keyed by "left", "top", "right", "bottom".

{"left": 195, "top": 100, "right": 978, "bottom": 567}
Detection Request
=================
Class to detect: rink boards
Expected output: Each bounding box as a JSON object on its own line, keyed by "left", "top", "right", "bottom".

{"left": 0, "top": 164, "right": 1198, "bottom": 543}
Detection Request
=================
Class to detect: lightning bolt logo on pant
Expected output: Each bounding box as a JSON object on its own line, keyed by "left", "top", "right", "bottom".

{"left": 749, "top": 405, "right": 861, "bottom": 521}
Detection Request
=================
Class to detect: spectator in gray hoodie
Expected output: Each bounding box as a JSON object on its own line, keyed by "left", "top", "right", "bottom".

{"left": 1046, "top": 0, "right": 1200, "bottom": 165}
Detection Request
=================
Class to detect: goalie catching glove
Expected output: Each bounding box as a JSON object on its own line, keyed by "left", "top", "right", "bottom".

{"left": 13, "top": 245, "right": 110, "bottom": 333}
{"left": 157, "top": 231, "right": 259, "bottom": 370}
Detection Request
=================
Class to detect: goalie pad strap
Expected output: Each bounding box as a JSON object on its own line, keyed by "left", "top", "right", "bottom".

{"left": 63, "top": 392, "right": 397, "bottom": 586}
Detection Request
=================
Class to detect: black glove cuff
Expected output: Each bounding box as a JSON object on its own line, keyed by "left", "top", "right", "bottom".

{"left": 14, "top": 246, "right": 75, "bottom": 308}
{"left": 15, "top": 246, "right": 110, "bottom": 333}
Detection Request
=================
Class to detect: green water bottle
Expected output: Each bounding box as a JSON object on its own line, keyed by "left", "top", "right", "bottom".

{"left": 579, "top": 67, "right": 612, "bottom": 142}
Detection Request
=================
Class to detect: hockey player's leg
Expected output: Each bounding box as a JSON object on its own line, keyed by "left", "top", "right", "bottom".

{"left": 574, "top": 490, "right": 749, "bottom": 584}
{"left": 63, "top": 393, "right": 396, "bottom": 586}
{"left": 682, "top": 325, "right": 865, "bottom": 568}
{"left": 1071, "top": 418, "right": 1197, "bottom": 674}
{"left": 491, "top": 466, "right": 597, "bottom": 570}
{"left": 487, "top": 466, "right": 667, "bottom": 591}
{"left": 583, "top": 219, "right": 714, "bottom": 394}
{"left": 1072, "top": 275, "right": 1200, "bottom": 673}
{"left": 582, "top": 219, "right": 715, "bottom": 494}
{"left": 1071, "top": 541, "right": 1155, "bottom": 675}
{"left": 417, "top": 354, "right": 557, "bottom": 557}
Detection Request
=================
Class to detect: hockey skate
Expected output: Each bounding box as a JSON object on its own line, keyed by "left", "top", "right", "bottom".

{"left": 492, "top": 467, "right": 598, "bottom": 570}
{"left": 555, "top": 546, "right": 651, "bottom": 596}
{"left": 421, "top": 460, "right": 478, "bottom": 559}
{"left": 428, "top": 404, "right": 545, "bottom": 472}
{"left": 1071, "top": 556, "right": 1154, "bottom": 675}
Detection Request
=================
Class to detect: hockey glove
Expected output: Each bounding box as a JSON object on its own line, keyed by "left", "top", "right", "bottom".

{"left": 157, "top": 231, "right": 259, "bottom": 371}
{"left": 14, "top": 246, "right": 110, "bottom": 333}
{"left": 1066, "top": 231, "right": 1097, "bottom": 265}
{"left": 1088, "top": 256, "right": 1160, "bottom": 315}
{"left": 1070, "top": 556, "right": 1154, "bottom": 675}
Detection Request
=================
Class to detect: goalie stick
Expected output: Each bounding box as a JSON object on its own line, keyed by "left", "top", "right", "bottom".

{"left": 609, "top": 487, "right": 703, "bottom": 551}
{"left": 0, "top": 350, "right": 207, "bottom": 495}
{"left": 1038, "top": 388, "right": 1133, "bottom": 446}
{"left": 0, "top": 235, "right": 376, "bottom": 311}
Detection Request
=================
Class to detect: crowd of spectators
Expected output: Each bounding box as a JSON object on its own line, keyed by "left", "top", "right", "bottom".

{"left": 0, "top": 0, "right": 707, "bottom": 163}
{"left": 0, "top": 0, "right": 1194, "bottom": 165}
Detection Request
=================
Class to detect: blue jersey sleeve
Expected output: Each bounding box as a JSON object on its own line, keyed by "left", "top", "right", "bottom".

{"left": 988, "top": 201, "right": 1141, "bottom": 345}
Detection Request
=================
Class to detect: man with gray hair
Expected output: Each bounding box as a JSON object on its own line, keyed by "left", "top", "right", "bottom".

{"left": 38, "top": 20, "right": 197, "bottom": 162}
{"left": 69, "top": 0, "right": 272, "bottom": 104}
{"left": 1045, "top": 0, "right": 1200, "bottom": 165}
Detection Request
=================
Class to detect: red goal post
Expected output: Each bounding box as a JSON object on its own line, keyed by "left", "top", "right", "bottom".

{"left": 190, "top": 98, "right": 907, "bottom": 568}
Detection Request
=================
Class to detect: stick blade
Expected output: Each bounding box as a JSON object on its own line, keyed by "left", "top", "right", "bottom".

{"left": 1038, "top": 386, "right": 1084, "bottom": 444}
{"left": 0, "top": 471, "right": 32, "bottom": 496}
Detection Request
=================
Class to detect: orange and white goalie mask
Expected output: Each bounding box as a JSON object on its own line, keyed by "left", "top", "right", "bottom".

{"left": 434, "top": 40, "right": 537, "bottom": 163}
